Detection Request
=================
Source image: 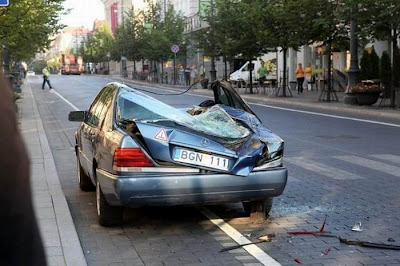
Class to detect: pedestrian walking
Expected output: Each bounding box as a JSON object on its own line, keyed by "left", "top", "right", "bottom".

{"left": 178, "top": 65, "right": 185, "bottom": 85}
{"left": 257, "top": 60, "right": 267, "bottom": 85}
{"left": 305, "top": 63, "right": 313, "bottom": 91}
{"left": 42, "top": 66, "right": 53, "bottom": 90}
{"left": 190, "top": 65, "right": 198, "bottom": 85}
{"left": 185, "top": 66, "right": 191, "bottom": 86}
{"left": 295, "top": 63, "right": 304, "bottom": 94}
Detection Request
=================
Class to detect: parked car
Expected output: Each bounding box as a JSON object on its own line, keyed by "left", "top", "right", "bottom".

{"left": 26, "top": 71, "right": 35, "bottom": 76}
{"left": 68, "top": 81, "right": 287, "bottom": 226}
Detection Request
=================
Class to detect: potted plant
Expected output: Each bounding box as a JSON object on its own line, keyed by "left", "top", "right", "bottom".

{"left": 350, "top": 82, "right": 383, "bottom": 105}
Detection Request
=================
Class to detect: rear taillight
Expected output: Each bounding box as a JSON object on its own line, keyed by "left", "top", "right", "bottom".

{"left": 113, "top": 148, "right": 153, "bottom": 167}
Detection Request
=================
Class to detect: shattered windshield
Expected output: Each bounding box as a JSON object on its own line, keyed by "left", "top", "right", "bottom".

{"left": 116, "top": 88, "right": 250, "bottom": 139}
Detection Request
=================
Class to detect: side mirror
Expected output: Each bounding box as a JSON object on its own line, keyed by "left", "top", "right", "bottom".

{"left": 68, "top": 111, "right": 86, "bottom": 122}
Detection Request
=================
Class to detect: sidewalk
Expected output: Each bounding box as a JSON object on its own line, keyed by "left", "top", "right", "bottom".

{"left": 110, "top": 75, "right": 400, "bottom": 120}
{"left": 19, "top": 81, "right": 87, "bottom": 266}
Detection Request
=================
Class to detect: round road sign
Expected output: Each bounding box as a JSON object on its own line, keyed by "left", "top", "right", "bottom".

{"left": 171, "top": 44, "right": 179, "bottom": 54}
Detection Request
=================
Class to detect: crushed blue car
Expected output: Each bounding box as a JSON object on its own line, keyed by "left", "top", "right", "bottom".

{"left": 68, "top": 80, "right": 287, "bottom": 226}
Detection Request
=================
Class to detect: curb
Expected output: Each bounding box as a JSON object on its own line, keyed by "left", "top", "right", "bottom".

{"left": 25, "top": 80, "right": 87, "bottom": 266}
{"left": 108, "top": 75, "right": 399, "bottom": 120}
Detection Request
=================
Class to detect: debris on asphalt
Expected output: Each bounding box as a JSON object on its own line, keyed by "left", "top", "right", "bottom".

{"left": 219, "top": 235, "right": 271, "bottom": 253}
{"left": 257, "top": 233, "right": 275, "bottom": 239}
{"left": 294, "top": 258, "right": 302, "bottom": 264}
{"left": 288, "top": 215, "right": 328, "bottom": 235}
{"left": 351, "top": 221, "right": 363, "bottom": 232}
{"left": 244, "top": 233, "right": 252, "bottom": 237}
{"left": 388, "top": 238, "right": 396, "bottom": 242}
{"left": 317, "top": 234, "right": 400, "bottom": 251}
{"left": 322, "top": 246, "right": 332, "bottom": 255}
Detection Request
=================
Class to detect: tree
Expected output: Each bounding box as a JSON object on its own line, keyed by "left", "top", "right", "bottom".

{"left": 360, "top": 0, "right": 400, "bottom": 107}
{"left": 0, "top": 0, "right": 66, "bottom": 63}
{"left": 380, "top": 51, "right": 392, "bottom": 97}
{"left": 262, "top": 0, "right": 319, "bottom": 97}
{"left": 83, "top": 23, "right": 114, "bottom": 64}
{"left": 369, "top": 46, "right": 380, "bottom": 80}
{"left": 213, "top": 0, "right": 268, "bottom": 93}
{"left": 111, "top": 8, "right": 144, "bottom": 73}
{"left": 360, "top": 49, "right": 370, "bottom": 80}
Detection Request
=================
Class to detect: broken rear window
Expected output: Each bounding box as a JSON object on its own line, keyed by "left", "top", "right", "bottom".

{"left": 116, "top": 88, "right": 250, "bottom": 139}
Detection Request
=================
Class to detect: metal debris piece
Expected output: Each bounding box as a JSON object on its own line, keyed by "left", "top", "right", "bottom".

{"left": 317, "top": 234, "right": 400, "bottom": 251}
{"left": 219, "top": 238, "right": 270, "bottom": 252}
{"left": 351, "top": 221, "right": 363, "bottom": 232}
{"left": 323, "top": 247, "right": 332, "bottom": 255}
{"left": 244, "top": 233, "right": 252, "bottom": 237}
{"left": 294, "top": 258, "right": 302, "bottom": 264}
{"left": 288, "top": 215, "right": 328, "bottom": 235}
{"left": 388, "top": 238, "right": 396, "bottom": 242}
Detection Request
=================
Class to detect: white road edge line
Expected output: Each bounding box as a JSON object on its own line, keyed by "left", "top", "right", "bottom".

{"left": 251, "top": 103, "right": 400, "bottom": 128}
{"left": 198, "top": 206, "right": 280, "bottom": 266}
{"left": 51, "top": 89, "right": 79, "bottom": 111}
{"left": 50, "top": 88, "right": 280, "bottom": 266}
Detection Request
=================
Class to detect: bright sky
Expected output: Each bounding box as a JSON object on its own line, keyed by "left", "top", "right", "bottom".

{"left": 61, "top": 0, "right": 105, "bottom": 29}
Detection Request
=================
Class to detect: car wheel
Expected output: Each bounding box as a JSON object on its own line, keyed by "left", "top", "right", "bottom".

{"left": 77, "top": 156, "right": 95, "bottom": 191}
{"left": 96, "top": 181, "right": 123, "bottom": 226}
{"left": 242, "top": 198, "right": 273, "bottom": 219}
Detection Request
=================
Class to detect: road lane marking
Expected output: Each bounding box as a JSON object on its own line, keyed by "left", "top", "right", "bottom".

{"left": 371, "top": 154, "right": 400, "bottom": 165}
{"left": 285, "top": 157, "right": 364, "bottom": 180}
{"left": 198, "top": 206, "right": 281, "bottom": 266}
{"left": 51, "top": 89, "right": 79, "bottom": 111}
{"left": 250, "top": 103, "right": 400, "bottom": 128}
{"left": 335, "top": 155, "right": 400, "bottom": 178}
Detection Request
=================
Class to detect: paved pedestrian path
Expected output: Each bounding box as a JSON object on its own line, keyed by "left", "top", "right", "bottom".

{"left": 110, "top": 75, "right": 400, "bottom": 120}
{"left": 18, "top": 81, "right": 87, "bottom": 266}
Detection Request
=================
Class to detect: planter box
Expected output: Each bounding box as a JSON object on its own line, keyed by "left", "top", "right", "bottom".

{"left": 356, "top": 93, "right": 380, "bottom": 106}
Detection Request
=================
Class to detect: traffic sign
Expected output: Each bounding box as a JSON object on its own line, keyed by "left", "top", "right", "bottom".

{"left": 0, "top": 0, "right": 9, "bottom": 6}
{"left": 171, "top": 44, "right": 179, "bottom": 54}
{"left": 106, "top": 52, "right": 111, "bottom": 58}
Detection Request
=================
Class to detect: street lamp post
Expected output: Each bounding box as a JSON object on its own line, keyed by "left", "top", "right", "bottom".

{"left": 106, "top": 52, "right": 111, "bottom": 75}
{"left": 209, "top": 0, "right": 217, "bottom": 82}
{"left": 345, "top": 6, "right": 361, "bottom": 105}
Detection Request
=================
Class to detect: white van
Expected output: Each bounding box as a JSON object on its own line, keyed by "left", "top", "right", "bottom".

{"left": 229, "top": 56, "right": 277, "bottom": 84}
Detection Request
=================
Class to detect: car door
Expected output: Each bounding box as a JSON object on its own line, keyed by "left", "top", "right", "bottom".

{"left": 211, "top": 80, "right": 257, "bottom": 117}
{"left": 80, "top": 85, "right": 115, "bottom": 179}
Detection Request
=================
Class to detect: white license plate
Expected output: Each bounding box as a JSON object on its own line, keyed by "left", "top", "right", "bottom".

{"left": 173, "top": 148, "right": 229, "bottom": 171}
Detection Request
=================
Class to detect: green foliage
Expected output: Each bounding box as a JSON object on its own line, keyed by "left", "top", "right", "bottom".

{"left": 13, "top": 92, "right": 21, "bottom": 102}
{"left": 0, "top": 0, "right": 66, "bottom": 62}
{"left": 82, "top": 23, "right": 114, "bottom": 63}
{"left": 360, "top": 49, "right": 370, "bottom": 80}
{"left": 380, "top": 51, "right": 391, "bottom": 95}
{"left": 140, "top": 3, "right": 184, "bottom": 63}
{"left": 369, "top": 46, "right": 380, "bottom": 79}
{"left": 361, "top": 47, "right": 380, "bottom": 80}
{"left": 32, "top": 60, "right": 47, "bottom": 74}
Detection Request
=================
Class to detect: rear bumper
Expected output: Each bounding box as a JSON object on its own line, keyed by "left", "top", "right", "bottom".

{"left": 97, "top": 167, "right": 288, "bottom": 207}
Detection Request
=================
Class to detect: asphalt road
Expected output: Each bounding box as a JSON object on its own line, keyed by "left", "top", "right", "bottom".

{"left": 30, "top": 74, "right": 400, "bottom": 266}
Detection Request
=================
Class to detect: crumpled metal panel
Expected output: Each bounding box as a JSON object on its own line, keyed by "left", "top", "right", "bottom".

{"left": 117, "top": 89, "right": 250, "bottom": 139}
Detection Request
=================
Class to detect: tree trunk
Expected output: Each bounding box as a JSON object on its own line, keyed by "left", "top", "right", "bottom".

{"left": 161, "top": 60, "right": 164, "bottom": 84}
{"left": 249, "top": 59, "right": 253, "bottom": 94}
{"left": 283, "top": 48, "right": 287, "bottom": 97}
{"left": 327, "top": 40, "right": 332, "bottom": 102}
{"left": 224, "top": 55, "right": 227, "bottom": 80}
{"left": 391, "top": 30, "right": 397, "bottom": 108}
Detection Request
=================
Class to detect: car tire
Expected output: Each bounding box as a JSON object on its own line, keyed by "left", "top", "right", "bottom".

{"left": 96, "top": 181, "right": 123, "bottom": 226}
{"left": 242, "top": 198, "right": 273, "bottom": 219}
{"left": 77, "top": 157, "right": 95, "bottom": 191}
